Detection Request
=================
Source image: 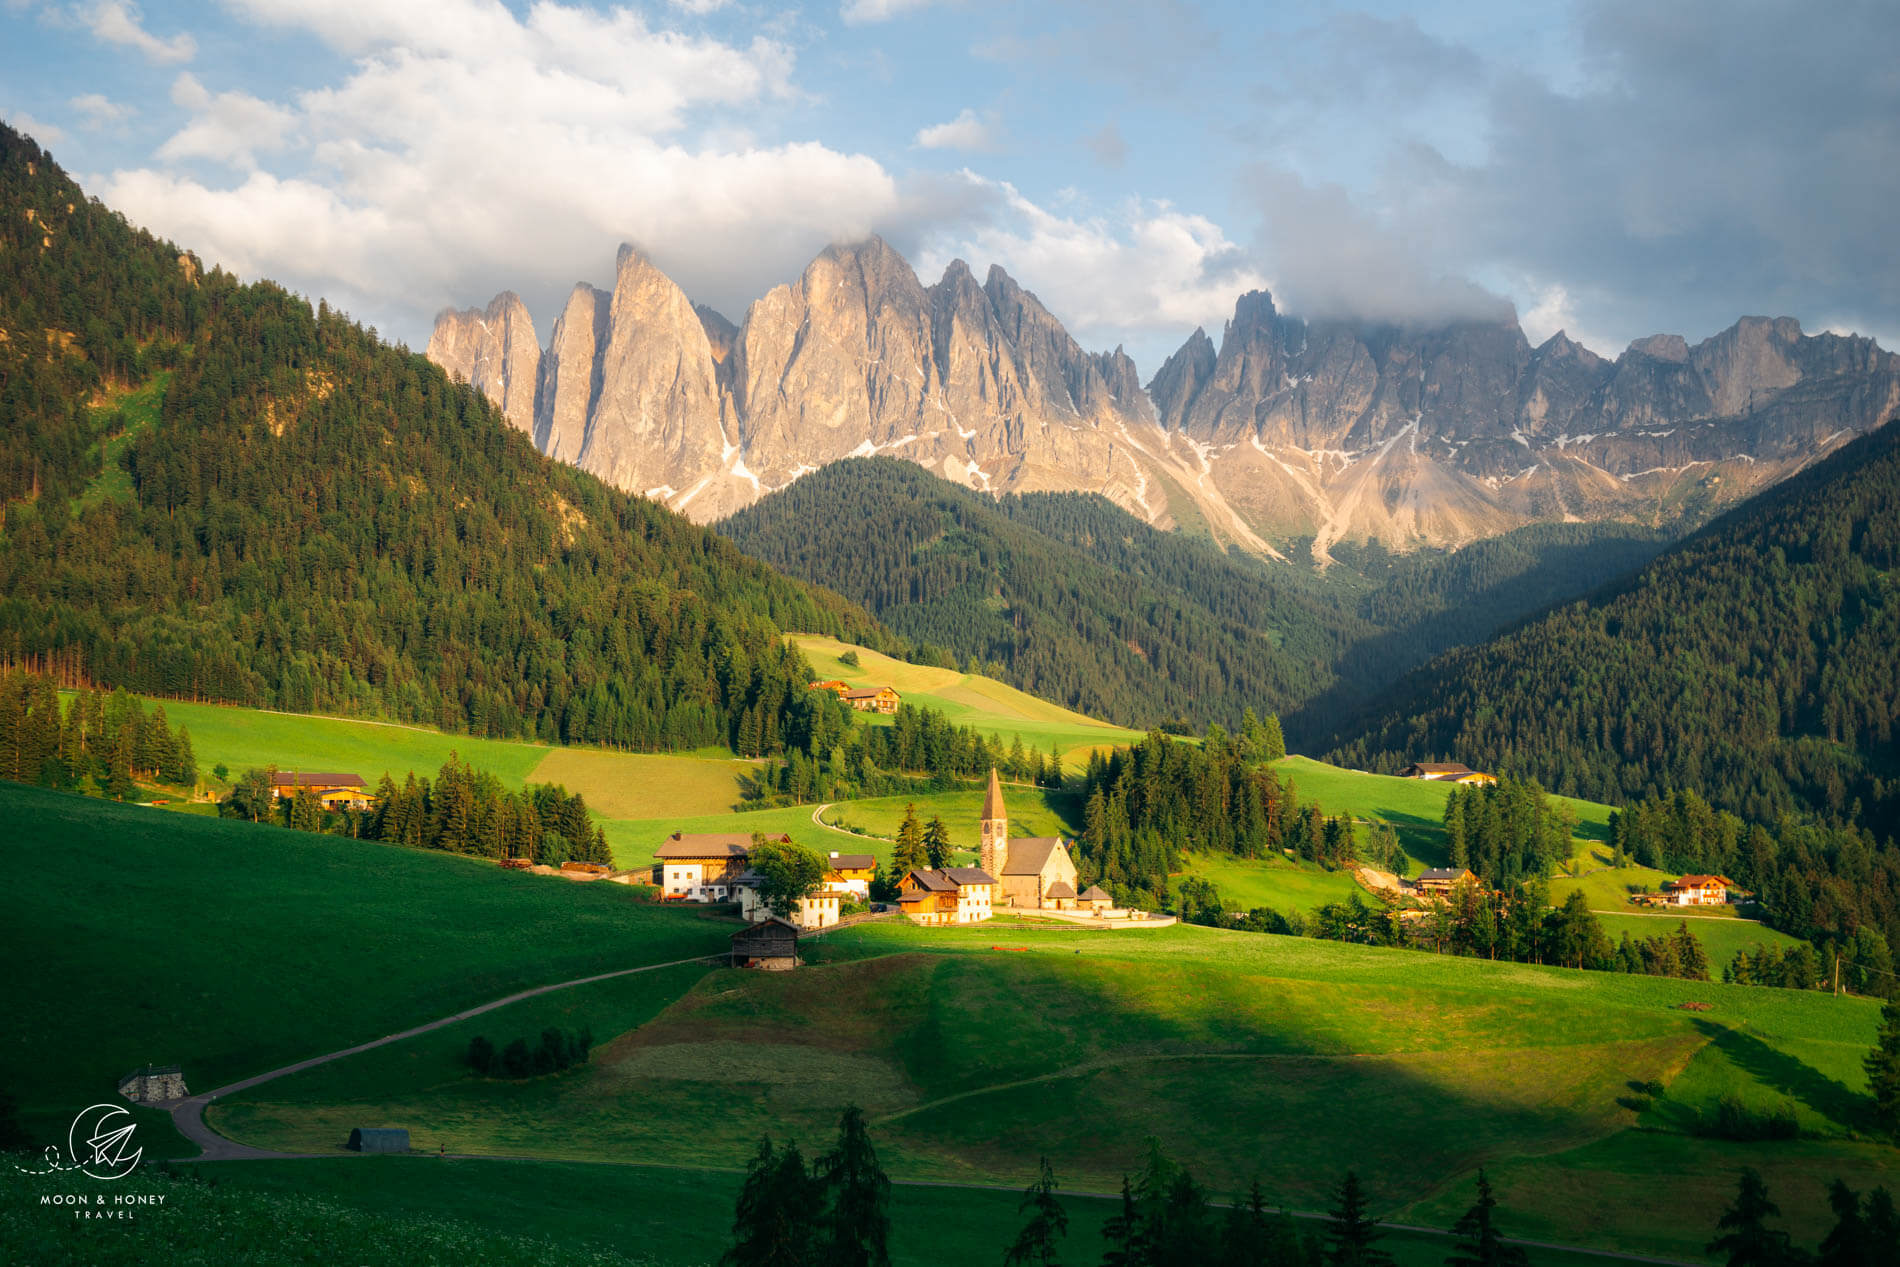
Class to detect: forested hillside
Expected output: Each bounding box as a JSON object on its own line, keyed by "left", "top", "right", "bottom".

{"left": 1329, "top": 419, "right": 1900, "bottom": 842}
{"left": 721, "top": 458, "right": 1673, "bottom": 734}
{"left": 720, "top": 457, "right": 1366, "bottom": 729}
{"left": 0, "top": 123, "right": 886, "bottom": 754}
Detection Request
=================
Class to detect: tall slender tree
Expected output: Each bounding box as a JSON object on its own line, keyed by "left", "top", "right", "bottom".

{"left": 1325, "top": 1171, "right": 1394, "bottom": 1267}
{"left": 723, "top": 1137, "right": 821, "bottom": 1267}
{"left": 893, "top": 804, "right": 928, "bottom": 875}
{"left": 816, "top": 1106, "right": 891, "bottom": 1267}
{"left": 1706, "top": 1170, "right": 1796, "bottom": 1267}
{"left": 1445, "top": 1170, "right": 1527, "bottom": 1267}
{"left": 1866, "top": 997, "right": 1900, "bottom": 1140}
{"left": 923, "top": 816, "right": 954, "bottom": 870}
{"left": 1005, "top": 1156, "right": 1068, "bottom": 1267}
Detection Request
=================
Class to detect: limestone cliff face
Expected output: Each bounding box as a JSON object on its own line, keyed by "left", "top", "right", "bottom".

{"left": 428, "top": 241, "right": 1899, "bottom": 556}
{"left": 425, "top": 292, "right": 539, "bottom": 435}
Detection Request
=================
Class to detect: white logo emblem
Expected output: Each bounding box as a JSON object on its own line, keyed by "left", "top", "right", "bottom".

{"left": 15, "top": 1104, "right": 143, "bottom": 1180}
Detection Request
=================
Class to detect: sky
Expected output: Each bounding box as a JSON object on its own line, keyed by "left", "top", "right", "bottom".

{"left": 4, "top": 0, "right": 1896, "bottom": 378}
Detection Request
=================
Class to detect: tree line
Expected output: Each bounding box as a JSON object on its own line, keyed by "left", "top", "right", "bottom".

{"left": 0, "top": 671, "right": 196, "bottom": 798}
{"left": 221, "top": 752, "right": 612, "bottom": 865}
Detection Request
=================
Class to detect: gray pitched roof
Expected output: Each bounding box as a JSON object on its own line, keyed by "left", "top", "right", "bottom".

{"left": 1416, "top": 868, "right": 1474, "bottom": 882}
{"left": 826, "top": 853, "right": 876, "bottom": 871}
{"left": 941, "top": 866, "right": 997, "bottom": 886}
{"left": 1079, "top": 885, "right": 1111, "bottom": 902}
{"left": 270, "top": 771, "right": 365, "bottom": 788}
{"left": 1003, "top": 837, "right": 1068, "bottom": 875}
{"left": 1044, "top": 879, "right": 1077, "bottom": 900}
{"left": 905, "top": 870, "right": 957, "bottom": 892}
{"left": 655, "top": 832, "right": 787, "bottom": 859}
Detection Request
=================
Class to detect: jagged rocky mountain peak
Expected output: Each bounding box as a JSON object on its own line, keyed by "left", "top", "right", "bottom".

{"left": 428, "top": 239, "right": 1899, "bottom": 555}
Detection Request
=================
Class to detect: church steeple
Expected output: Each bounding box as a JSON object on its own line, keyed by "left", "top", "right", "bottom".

{"left": 979, "top": 767, "right": 1008, "bottom": 878}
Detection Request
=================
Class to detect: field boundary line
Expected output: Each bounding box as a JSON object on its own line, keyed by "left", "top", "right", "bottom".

{"left": 169, "top": 953, "right": 723, "bottom": 1162}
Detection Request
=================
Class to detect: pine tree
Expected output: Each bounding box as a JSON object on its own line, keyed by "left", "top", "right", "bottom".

{"left": 816, "top": 1106, "right": 891, "bottom": 1267}
{"left": 1707, "top": 1170, "right": 1795, "bottom": 1267}
{"left": 1101, "top": 1175, "right": 1142, "bottom": 1267}
{"left": 723, "top": 1137, "right": 821, "bottom": 1267}
{"left": 1005, "top": 1155, "right": 1068, "bottom": 1267}
{"left": 171, "top": 725, "right": 197, "bottom": 789}
{"left": 1817, "top": 1180, "right": 1867, "bottom": 1267}
{"left": 924, "top": 816, "right": 953, "bottom": 869}
{"left": 1325, "top": 1171, "right": 1394, "bottom": 1267}
{"left": 1445, "top": 1170, "right": 1527, "bottom": 1267}
{"left": 893, "top": 804, "right": 927, "bottom": 875}
{"left": 1867, "top": 997, "right": 1900, "bottom": 1141}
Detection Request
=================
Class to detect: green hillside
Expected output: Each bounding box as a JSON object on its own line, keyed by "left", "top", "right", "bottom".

{"left": 1326, "top": 419, "right": 1900, "bottom": 844}
{"left": 0, "top": 122, "right": 884, "bottom": 762}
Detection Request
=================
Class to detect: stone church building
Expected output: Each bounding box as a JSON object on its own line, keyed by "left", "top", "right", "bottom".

{"left": 978, "top": 768, "right": 1082, "bottom": 909}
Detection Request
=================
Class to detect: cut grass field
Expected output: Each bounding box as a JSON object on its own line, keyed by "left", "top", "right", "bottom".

{"left": 792, "top": 633, "right": 1145, "bottom": 764}
{"left": 1, "top": 782, "right": 731, "bottom": 1147}
{"left": 215, "top": 909, "right": 1895, "bottom": 1259}
{"left": 1172, "top": 850, "right": 1366, "bottom": 913}
{"left": 820, "top": 785, "right": 1080, "bottom": 852}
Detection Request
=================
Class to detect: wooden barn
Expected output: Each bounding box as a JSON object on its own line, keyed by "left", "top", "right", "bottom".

{"left": 730, "top": 917, "right": 799, "bottom": 970}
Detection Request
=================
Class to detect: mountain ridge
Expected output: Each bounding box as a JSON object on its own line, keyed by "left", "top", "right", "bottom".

{"left": 433, "top": 240, "right": 1900, "bottom": 556}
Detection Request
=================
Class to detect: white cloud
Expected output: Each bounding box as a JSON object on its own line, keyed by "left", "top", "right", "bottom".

{"left": 668, "top": 0, "right": 731, "bottom": 11}
{"left": 841, "top": 0, "right": 937, "bottom": 25}
{"left": 103, "top": 1, "right": 898, "bottom": 342}
{"left": 84, "top": 1, "right": 195, "bottom": 64}
{"left": 914, "top": 108, "right": 994, "bottom": 152}
{"left": 7, "top": 109, "right": 68, "bottom": 145}
{"left": 915, "top": 174, "right": 1268, "bottom": 368}
{"left": 157, "top": 73, "right": 296, "bottom": 169}
{"left": 70, "top": 92, "right": 133, "bottom": 127}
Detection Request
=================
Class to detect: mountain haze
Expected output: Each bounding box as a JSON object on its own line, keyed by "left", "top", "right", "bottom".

{"left": 434, "top": 242, "right": 1899, "bottom": 556}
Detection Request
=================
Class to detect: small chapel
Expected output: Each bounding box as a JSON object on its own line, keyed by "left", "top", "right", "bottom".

{"left": 978, "top": 767, "right": 1083, "bottom": 909}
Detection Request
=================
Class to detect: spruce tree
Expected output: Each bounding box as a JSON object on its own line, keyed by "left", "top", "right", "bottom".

{"left": 1866, "top": 997, "right": 1900, "bottom": 1140}
{"left": 1445, "top": 1170, "right": 1526, "bottom": 1267}
{"left": 1325, "top": 1171, "right": 1394, "bottom": 1267}
{"left": 1005, "top": 1156, "right": 1068, "bottom": 1267}
{"left": 1101, "top": 1175, "right": 1141, "bottom": 1267}
{"left": 723, "top": 1137, "right": 821, "bottom": 1267}
{"left": 816, "top": 1106, "right": 891, "bottom": 1267}
{"left": 893, "top": 804, "right": 928, "bottom": 876}
{"left": 1817, "top": 1180, "right": 1866, "bottom": 1267}
{"left": 1706, "top": 1169, "right": 1794, "bottom": 1267}
{"left": 923, "top": 816, "right": 953, "bottom": 869}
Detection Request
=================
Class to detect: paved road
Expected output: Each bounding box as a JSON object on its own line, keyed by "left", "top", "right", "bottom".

{"left": 810, "top": 802, "right": 885, "bottom": 841}
{"left": 166, "top": 954, "right": 721, "bottom": 1161}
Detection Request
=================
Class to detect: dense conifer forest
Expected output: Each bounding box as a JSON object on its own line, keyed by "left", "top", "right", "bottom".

{"left": 720, "top": 458, "right": 1671, "bottom": 736}
{"left": 1327, "top": 420, "right": 1900, "bottom": 846}
{"left": 0, "top": 124, "right": 888, "bottom": 755}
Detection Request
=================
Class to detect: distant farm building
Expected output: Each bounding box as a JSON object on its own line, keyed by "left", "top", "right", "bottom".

{"left": 841, "top": 686, "right": 900, "bottom": 714}
{"left": 117, "top": 1064, "right": 186, "bottom": 1104}
{"left": 1664, "top": 875, "right": 1737, "bottom": 906}
{"left": 1414, "top": 867, "right": 1480, "bottom": 897}
{"left": 268, "top": 771, "right": 374, "bottom": 810}
{"left": 1400, "top": 763, "right": 1496, "bottom": 786}
{"left": 559, "top": 861, "right": 614, "bottom": 880}
{"left": 735, "top": 870, "right": 843, "bottom": 930}
{"left": 808, "top": 679, "right": 849, "bottom": 696}
{"left": 824, "top": 852, "right": 877, "bottom": 898}
{"left": 655, "top": 832, "right": 790, "bottom": 901}
{"left": 730, "top": 918, "right": 799, "bottom": 970}
{"left": 898, "top": 867, "right": 997, "bottom": 925}
{"left": 346, "top": 1127, "right": 410, "bottom": 1153}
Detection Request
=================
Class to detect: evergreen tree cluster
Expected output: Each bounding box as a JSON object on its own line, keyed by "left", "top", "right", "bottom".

{"left": 1609, "top": 788, "right": 1898, "bottom": 993}
{"left": 1076, "top": 724, "right": 1327, "bottom": 908}
{"left": 0, "top": 124, "right": 889, "bottom": 759}
{"left": 1706, "top": 1169, "right": 1898, "bottom": 1267}
{"left": 219, "top": 752, "right": 611, "bottom": 863}
{"left": 721, "top": 1107, "right": 892, "bottom": 1267}
{"left": 1441, "top": 778, "right": 1576, "bottom": 890}
{"left": 465, "top": 1027, "right": 593, "bottom": 1079}
{"left": 0, "top": 671, "right": 195, "bottom": 797}
{"left": 751, "top": 701, "right": 1064, "bottom": 805}
{"left": 1328, "top": 420, "right": 1900, "bottom": 851}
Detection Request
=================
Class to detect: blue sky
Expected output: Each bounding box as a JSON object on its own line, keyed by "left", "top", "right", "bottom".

{"left": 4, "top": 0, "right": 1896, "bottom": 376}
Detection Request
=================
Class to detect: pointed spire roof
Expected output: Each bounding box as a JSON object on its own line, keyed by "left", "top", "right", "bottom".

{"left": 981, "top": 767, "right": 1006, "bottom": 821}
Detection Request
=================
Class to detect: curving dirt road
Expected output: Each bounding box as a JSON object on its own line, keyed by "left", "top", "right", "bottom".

{"left": 167, "top": 954, "right": 721, "bottom": 1161}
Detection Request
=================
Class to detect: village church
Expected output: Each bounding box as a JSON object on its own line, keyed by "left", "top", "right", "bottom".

{"left": 978, "top": 768, "right": 1089, "bottom": 910}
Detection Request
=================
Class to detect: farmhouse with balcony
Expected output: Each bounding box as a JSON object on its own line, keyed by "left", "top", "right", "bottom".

{"left": 823, "top": 852, "right": 877, "bottom": 897}
{"left": 1400, "top": 762, "right": 1497, "bottom": 786}
{"left": 1664, "top": 875, "right": 1737, "bottom": 906}
{"left": 841, "top": 686, "right": 901, "bottom": 714}
{"left": 654, "top": 832, "right": 791, "bottom": 901}
{"left": 268, "top": 771, "right": 374, "bottom": 810}
{"left": 1414, "top": 867, "right": 1480, "bottom": 897}
{"left": 898, "top": 867, "right": 996, "bottom": 925}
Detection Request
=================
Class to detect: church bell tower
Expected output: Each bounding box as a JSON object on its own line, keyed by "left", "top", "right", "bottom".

{"left": 979, "top": 767, "right": 1008, "bottom": 879}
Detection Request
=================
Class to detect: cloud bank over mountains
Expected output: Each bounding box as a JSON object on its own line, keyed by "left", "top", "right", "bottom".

{"left": 6, "top": 0, "right": 1893, "bottom": 373}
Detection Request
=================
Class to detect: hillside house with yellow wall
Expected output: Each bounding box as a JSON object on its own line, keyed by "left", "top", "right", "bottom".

{"left": 269, "top": 772, "right": 374, "bottom": 811}
{"left": 898, "top": 867, "right": 995, "bottom": 925}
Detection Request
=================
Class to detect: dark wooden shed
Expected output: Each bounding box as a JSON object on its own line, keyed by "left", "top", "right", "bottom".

{"left": 346, "top": 1127, "right": 411, "bottom": 1153}
{"left": 730, "top": 917, "right": 799, "bottom": 970}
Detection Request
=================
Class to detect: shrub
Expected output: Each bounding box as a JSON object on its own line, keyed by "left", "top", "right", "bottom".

{"left": 468, "top": 1028, "right": 593, "bottom": 1079}
{"left": 1706, "top": 1093, "right": 1799, "bottom": 1140}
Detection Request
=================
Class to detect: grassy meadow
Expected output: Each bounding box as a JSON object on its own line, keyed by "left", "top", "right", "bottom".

{"left": 792, "top": 633, "right": 1146, "bottom": 764}
{"left": 1, "top": 783, "right": 731, "bottom": 1146}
